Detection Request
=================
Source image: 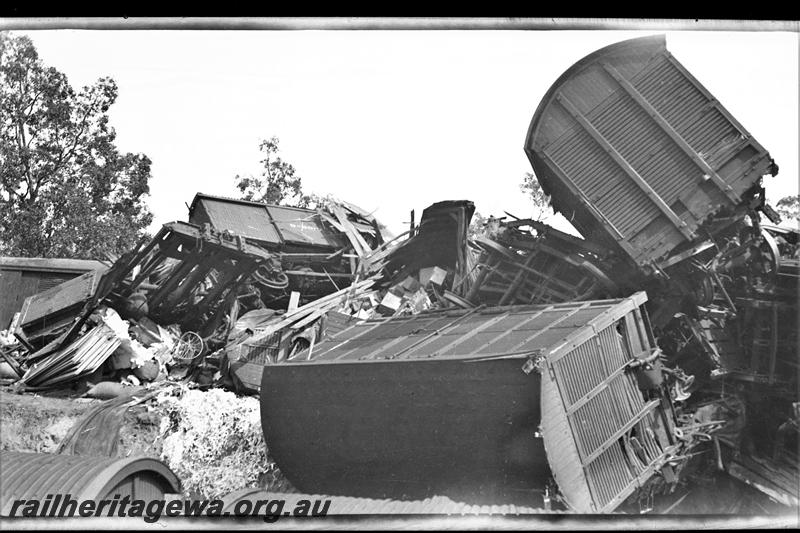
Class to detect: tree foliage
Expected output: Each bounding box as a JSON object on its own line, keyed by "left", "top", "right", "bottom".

{"left": 468, "top": 173, "right": 552, "bottom": 239}
{"left": 235, "top": 136, "right": 312, "bottom": 208}
{"left": 467, "top": 212, "right": 504, "bottom": 240}
{"left": 467, "top": 211, "right": 487, "bottom": 240}
{"left": 0, "top": 32, "right": 153, "bottom": 259}
{"left": 775, "top": 195, "right": 799, "bottom": 226}
{"left": 520, "top": 171, "right": 551, "bottom": 221}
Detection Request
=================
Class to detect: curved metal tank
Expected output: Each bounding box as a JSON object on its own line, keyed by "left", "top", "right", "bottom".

{"left": 525, "top": 35, "right": 776, "bottom": 268}
{"left": 0, "top": 452, "right": 180, "bottom": 516}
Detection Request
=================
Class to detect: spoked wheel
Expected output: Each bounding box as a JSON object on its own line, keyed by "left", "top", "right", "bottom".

{"left": 172, "top": 331, "right": 205, "bottom": 361}
{"left": 252, "top": 263, "right": 290, "bottom": 290}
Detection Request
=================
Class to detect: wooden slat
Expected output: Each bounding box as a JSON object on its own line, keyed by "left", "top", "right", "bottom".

{"left": 331, "top": 205, "right": 371, "bottom": 258}
{"left": 241, "top": 279, "right": 375, "bottom": 345}
{"left": 498, "top": 252, "right": 537, "bottom": 305}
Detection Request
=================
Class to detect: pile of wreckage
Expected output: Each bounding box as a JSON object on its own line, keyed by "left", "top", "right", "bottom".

{"left": 1, "top": 35, "right": 798, "bottom": 514}
{"left": 0, "top": 194, "right": 394, "bottom": 392}
{"left": 0, "top": 195, "right": 509, "bottom": 395}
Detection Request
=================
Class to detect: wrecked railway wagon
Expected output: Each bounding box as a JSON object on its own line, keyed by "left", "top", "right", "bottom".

{"left": 525, "top": 35, "right": 777, "bottom": 270}
{"left": 260, "top": 293, "right": 700, "bottom": 512}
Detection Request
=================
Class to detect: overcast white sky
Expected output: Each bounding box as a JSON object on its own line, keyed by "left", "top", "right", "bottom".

{"left": 7, "top": 22, "right": 799, "bottom": 235}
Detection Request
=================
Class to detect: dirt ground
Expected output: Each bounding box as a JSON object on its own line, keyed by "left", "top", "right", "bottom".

{"left": 0, "top": 387, "right": 162, "bottom": 458}
{"left": 0, "top": 389, "right": 96, "bottom": 454}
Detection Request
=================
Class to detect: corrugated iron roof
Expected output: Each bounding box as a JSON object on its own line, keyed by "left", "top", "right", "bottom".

{"left": 283, "top": 293, "right": 647, "bottom": 364}
{"left": 0, "top": 452, "right": 180, "bottom": 516}
{"left": 222, "top": 489, "right": 555, "bottom": 515}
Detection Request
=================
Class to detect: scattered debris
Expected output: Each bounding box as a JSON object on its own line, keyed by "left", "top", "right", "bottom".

{"left": 0, "top": 256, "right": 107, "bottom": 330}
{"left": 13, "top": 269, "right": 109, "bottom": 348}
{"left": 0, "top": 33, "right": 796, "bottom": 517}
{"left": 224, "top": 279, "right": 377, "bottom": 394}
{"left": 22, "top": 310, "right": 122, "bottom": 389}
{"left": 57, "top": 383, "right": 170, "bottom": 456}
{"left": 464, "top": 219, "right": 618, "bottom": 306}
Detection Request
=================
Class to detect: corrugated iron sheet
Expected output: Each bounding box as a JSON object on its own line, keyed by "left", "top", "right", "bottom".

{"left": 282, "top": 294, "right": 647, "bottom": 364}
{"left": 0, "top": 452, "right": 180, "bottom": 516}
{"left": 525, "top": 35, "right": 774, "bottom": 267}
{"left": 195, "top": 196, "right": 283, "bottom": 244}
{"left": 222, "top": 489, "right": 554, "bottom": 515}
{"left": 22, "top": 321, "right": 121, "bottom": 387}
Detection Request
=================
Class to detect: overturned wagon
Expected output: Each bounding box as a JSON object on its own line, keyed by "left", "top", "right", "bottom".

{"left": 260, "top": 293, "right": 690, "bottom": 512}
{"left": 525, "top": 35, "right": 777, "bottom": 270}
